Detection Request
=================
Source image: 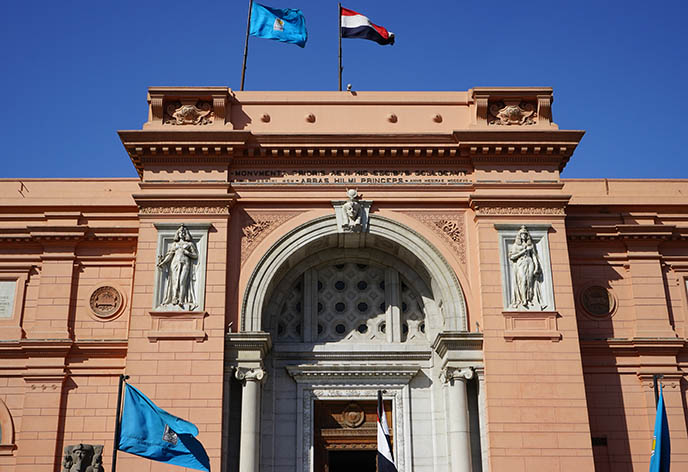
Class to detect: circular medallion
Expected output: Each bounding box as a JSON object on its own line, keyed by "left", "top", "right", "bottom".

{"left": 89, "top": 286, "right": 122, "bottom": 318}
{"left": 581, "top": 286, "right": 614, "bottom": 317}
{"left": 341, "top": 403, "right": 365, "bottom": 428}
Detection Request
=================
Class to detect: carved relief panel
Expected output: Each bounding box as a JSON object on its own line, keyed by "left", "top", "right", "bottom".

{"left": 153, "top": 223, "right": 210, "bottom": 312}
{"left": 495, "top": 224, "right": 555, "bottom": 311}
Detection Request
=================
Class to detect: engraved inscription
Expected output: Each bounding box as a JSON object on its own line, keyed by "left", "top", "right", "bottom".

{"left": 0, "top": 280, "right": 16, "bottom": 318}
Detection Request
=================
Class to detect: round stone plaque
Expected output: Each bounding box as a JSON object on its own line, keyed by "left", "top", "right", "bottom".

{"left": 89, "top": 286, "right": 122, "bottom": 318}
{"left": 581, "top": 286, "right": 614, "bottom": 317}
{"left": 341, "top": 402, "right": 365, "bottom": 428}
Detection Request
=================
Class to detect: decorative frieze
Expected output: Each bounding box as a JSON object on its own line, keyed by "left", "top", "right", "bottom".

{"left": 139, "top": 205, "right": 229, "bottom": 215}
{"left": 476, "top": 205, "right": 565, "bottom": 216}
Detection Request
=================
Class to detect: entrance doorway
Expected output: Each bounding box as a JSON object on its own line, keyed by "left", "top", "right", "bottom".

{"left": 313, "top": 399, "right": 393, "bottom": 472}
{"left": 328, "top": 450, "right": 376, "bottom": 472}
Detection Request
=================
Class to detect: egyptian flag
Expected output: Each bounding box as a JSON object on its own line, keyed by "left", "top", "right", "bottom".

{"left": 341, "top": 7, "right": 395, "bottom": 45}
{"left": 377, "top": 390, "right": 398, "bottom": 472}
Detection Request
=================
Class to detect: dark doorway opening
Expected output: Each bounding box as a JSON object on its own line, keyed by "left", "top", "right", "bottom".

{"left": 328, "top": 450, "right": 377, "bottom": 472}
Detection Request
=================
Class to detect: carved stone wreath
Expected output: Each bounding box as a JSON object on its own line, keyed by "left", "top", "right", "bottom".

{"left": 164, "top": 101, "right": 214, "bottom": 125}
{"left": 489, "top": 100, "right": 536, "bottom": 126}
{"left": 89, "top": 286, "right": 123, "bottom": 319}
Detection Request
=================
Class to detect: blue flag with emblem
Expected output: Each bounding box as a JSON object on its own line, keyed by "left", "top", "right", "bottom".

{"left": 249, "top": 2, "right": 307, "bottom": 48}
{"left": 118, "top": 383, "right": 210, "bottom": 471}
{"left": 649, "top": 384, "right": 670, "bottom": 472}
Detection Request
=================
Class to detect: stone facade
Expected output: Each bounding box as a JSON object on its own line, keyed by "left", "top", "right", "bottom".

{"left": 0, "top": 87, "right": 686, "bottom": 471}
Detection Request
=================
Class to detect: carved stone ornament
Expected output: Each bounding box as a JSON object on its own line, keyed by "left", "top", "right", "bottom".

{"left": 154, "top": 223, "right": 211, "bottom": 312}
{"left": 235, "top": 367, "right": 266, "bottom": 383}
{"left": 89, "top": 286, "right": 122, "bottom": 318}
{"left": 581, "top": 286, "right": 614, "bottom": 317}
{"left": 164, "top": 101, "right": 214, "bottom": 125}
{"left": 497, "top": 223, "right": 555, "bottom": 312}
{"left": 157, "top": 224, "right": 199, "bottom": 310}
{"left": 408, "top": 213, "right": 466, "bottom": 263}
{"left": 509, "top": 225, "right": 545, "bottom": 310}
{"left": 240, "top": 213, "right": 299, "bottom": 264}
{"left": 341, "top": 402, "right": 366, "bottom": 428}
{"left": 61, "top": 444, "right": 104, "bottom": 472}
{"left": 489, "top": 100, "right": 536, "bottom": 126}
{"left": 439, "top": 366, "right": 474, "bottom": 384}
{"left": 343, "top": 189, "right": 363, "bottom": 232}
{"left": 332, "top": 189, "right": 372, "bottom": 233}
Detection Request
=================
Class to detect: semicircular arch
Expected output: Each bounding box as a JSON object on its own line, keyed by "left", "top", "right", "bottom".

{"left": 241, "top": 214, "right": 468, "bottom": 333}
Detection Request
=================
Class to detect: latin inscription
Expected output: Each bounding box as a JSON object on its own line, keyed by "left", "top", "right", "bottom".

{"left": 0, "top": 281, "right": 16, "bottom": 318}
{"left": 231, "top": 169, "right": 471, "bottom": 185}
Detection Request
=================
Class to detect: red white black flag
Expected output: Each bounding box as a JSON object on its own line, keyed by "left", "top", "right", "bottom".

{"left": 377, "top": 390, "right": 398, "bottom": 472}
{"left": 341, "top": 7, "right": 395, "bottom": 45}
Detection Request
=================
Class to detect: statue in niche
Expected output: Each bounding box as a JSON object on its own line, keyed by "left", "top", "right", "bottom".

{"left": 342, "top": 189, "right": 362, "bottom": 232}
{"left": 157, "top": 224, "right": 198, "bottom": 310}
{"left": 62, "top": 444, "right": 104, "bottom": 472}
{"left": 509, "top": 225, "right": 545, "bottom": 309}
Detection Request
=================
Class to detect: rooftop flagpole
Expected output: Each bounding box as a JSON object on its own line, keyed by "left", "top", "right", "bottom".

{"left": 241, "top": 0, "right": 254, "bottom": 91}
{"left": 338, "top": 2, "right": 342, "bottom": 91}
{"left": 111, "top": 374, "right": 129, "bottom": 472}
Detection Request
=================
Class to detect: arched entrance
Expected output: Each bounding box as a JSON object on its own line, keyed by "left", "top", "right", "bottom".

{"left": 228, "top": 214, "right": 484, "bottom": 472}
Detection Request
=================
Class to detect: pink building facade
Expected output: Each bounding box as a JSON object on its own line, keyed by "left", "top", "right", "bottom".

{"left": 0, "top": 87, "right": 686, "bottom": 471}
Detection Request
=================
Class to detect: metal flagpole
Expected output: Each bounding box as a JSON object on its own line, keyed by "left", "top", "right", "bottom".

{"left": 338, "top": 2, "right": 342, "bottom": 91}
{"left": 653, "top": 374, "right": 663, "bottom": 407}
{"left": 241, "top": 0, "right": 254, "bottom": 91}
{"left": 111, "top": 374, "right": 129, "bottom": 472}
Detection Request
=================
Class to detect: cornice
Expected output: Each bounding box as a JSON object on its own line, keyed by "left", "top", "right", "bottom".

{"left": 579, "top": 337, "right": 686, "bottom": 355}
{"left": 432, "top": 331, "right": 484, "bottom": 358}
{"left": 286, "top": 364, "right": 420, "bottom": 382}
{"left": 567, "top": 224, "right": 686, "bottom": 241}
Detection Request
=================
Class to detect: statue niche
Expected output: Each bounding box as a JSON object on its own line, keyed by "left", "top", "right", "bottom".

{"left": 157, "top": 224, "right": 199, "bottom": 311}
{"left": 508, "top": 225, "right": 545, "bottom": 310}
{"left": 62, "top": 444, "right": 104, "bottom": 472}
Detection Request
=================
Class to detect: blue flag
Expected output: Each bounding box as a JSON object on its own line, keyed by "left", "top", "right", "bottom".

{"left": 249, "top": 2, "right": 307, "bottom": 48}
{"left": 118, "top": 383, "right": 210, "bottom": 471}
{"left": 649, "top": 384, "right": 670, "bottom": 472}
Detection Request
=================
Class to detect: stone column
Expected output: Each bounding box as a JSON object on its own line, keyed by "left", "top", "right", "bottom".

{"left": 236, "top": 367, "right": 266, "bottom": 472}
{"left": 441, "top": 367, "right": 473, "bottom": 472}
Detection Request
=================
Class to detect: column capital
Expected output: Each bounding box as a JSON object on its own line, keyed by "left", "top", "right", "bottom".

{"left": 440, "top": 366, "right": 474, "bottom": 384}
{"left": 235, "top": 367, "right": 267, "bottom": 384}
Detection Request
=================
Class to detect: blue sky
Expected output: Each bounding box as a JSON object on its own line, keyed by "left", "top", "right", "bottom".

{"left": 2, "top": 0, "right": 687, "bottom": 179}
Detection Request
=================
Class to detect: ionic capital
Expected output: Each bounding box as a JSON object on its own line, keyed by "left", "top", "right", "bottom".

{"left": 235, "top": 367, "right": 267, "bottom": 384}
{"left": 440, "top": 366, "right": 474, "bottom": 384}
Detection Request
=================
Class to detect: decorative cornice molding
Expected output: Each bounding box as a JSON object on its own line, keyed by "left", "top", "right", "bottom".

{"left": 139, "top": 205, "right": 230, "bottom": 215}
{"left": 432, "top": 331, "right": 484, "bottom": 358}
{"left": 286, "top": 364, "right": 420, "bottom": 383}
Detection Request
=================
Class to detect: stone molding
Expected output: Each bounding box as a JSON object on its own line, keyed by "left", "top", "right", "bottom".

{"left": 431, "top": 331, "right": 484, "bottom": 358}
{"left": 146, "top": 87, "right": 230, "bottom": 129}
{"left": 286, "top": 364, "right": 420, "bottom": 383}
{"left": 502, "top": 310, "right": 561, "bottom": 342}
{"left": 139, "top": 205, "right": 230, "bottom": 215}
{"left": 225, "top": 332, "right": 272, "bottom": 370}
{"left": 146, "top": 310, "right": 207, "bottom": 342}
{"left": 470, "top": 195, "right": 569, "bottom": 217}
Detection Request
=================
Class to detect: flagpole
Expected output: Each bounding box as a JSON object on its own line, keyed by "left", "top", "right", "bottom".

{"left": 111, "top": 374, "right": 129, "bottom": 472}
{"left": 241, "top": 0, "right": 254, "bottom": 91}
{"left": 338, "top": 2, "right": 342, "bottom": 91}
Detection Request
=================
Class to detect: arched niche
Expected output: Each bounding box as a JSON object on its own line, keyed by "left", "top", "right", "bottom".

{"left": 241, "top": 214, "right": 467, "bottom": 334}
{"left": 0, "top": 398, "right": 15, "bottom": 455}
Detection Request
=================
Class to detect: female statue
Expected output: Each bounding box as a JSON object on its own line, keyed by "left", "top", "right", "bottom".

{"left": 509, "top": 225, "right": 544, "bottom": 309}
{"left": 157, "top": 224, "right": 198, "bottom": 310}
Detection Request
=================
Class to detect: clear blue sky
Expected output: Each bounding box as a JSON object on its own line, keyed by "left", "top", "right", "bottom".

{"left": 2, "top": 0, "right": 687, "bottom": 179}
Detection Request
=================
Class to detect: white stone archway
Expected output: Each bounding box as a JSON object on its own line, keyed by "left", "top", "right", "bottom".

{"left": 241, "top": 214, "right": 468, "bottom": 333}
